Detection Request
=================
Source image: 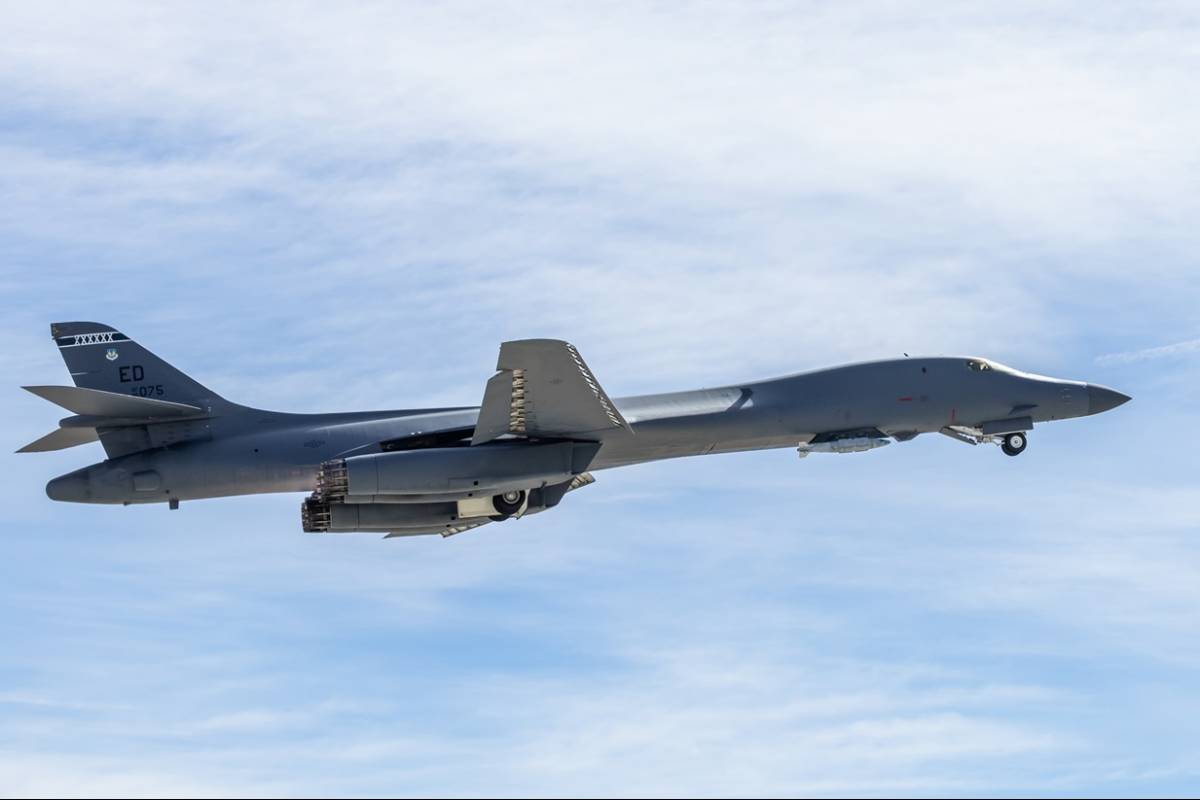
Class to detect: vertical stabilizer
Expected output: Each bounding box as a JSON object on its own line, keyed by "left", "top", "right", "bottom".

{"left": 50, "top": 322, "right": 232, "bottom": 413}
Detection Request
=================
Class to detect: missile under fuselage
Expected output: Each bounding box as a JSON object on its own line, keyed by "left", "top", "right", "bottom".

{"left": 796, "top": 436, "right": 891, "bottom": 457}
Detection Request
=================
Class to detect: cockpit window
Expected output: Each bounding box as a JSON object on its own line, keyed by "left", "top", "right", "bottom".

{"left": 966, "top": 359, "right": 992, "bottom": 372}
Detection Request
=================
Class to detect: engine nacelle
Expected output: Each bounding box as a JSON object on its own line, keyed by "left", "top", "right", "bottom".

{"left": 317, "top": 441, "right": 600, "bottom": 500}
{"left": 301, "top": 472, "right": 598, "bottom": 535}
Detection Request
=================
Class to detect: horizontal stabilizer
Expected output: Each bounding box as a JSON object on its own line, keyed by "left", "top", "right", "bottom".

{"left": 17, "top": 426, "right": 101, "bottom": 453}
{"left": 23, "top": 385, "right": 203, "bottom": 419}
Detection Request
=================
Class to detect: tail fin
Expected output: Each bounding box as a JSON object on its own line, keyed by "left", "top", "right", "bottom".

{"left": 50, "top": 322, "right": 232, "bottom": 412}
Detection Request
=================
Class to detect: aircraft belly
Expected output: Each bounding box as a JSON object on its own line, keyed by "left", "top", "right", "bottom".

{"left": 591, "top": 409, "right": 797, "bottom": 469}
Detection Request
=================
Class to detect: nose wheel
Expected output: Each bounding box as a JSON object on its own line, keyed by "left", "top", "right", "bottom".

{"left": 1001, "top": 432, "right": 1027, "bottom": 457}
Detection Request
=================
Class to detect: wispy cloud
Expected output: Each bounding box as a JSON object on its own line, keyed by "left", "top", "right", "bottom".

{"left": 1096, "top": 337, "right": 1200, "bottom": 365}
{"left": 4, "top": 1, "right": 1200, "bottom": 401}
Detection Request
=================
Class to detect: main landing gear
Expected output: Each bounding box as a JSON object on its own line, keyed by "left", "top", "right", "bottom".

{"left": 939, "top": 426, "right": 1030, "bottom": 456}
{"left": 491, "top": 489, "right": 527, "bottom": 518}
{"left": 1001, "top": 432, "right": 1028, "bottom": 457}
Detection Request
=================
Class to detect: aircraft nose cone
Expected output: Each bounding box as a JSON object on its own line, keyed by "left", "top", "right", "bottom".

{"left": 1087, "top": 384, "right": 1132, "bottom": 416}
{"left": 46, "top": 470, "right": 89, "bottom": 502}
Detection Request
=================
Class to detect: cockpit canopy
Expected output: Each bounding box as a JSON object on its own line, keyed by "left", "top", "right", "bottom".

{"left": 964, "top": 358, "right": 1015, "bottom": 373}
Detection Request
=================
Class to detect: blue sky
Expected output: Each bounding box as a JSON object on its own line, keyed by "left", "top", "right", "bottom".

{"left": 2, "top": 2, "right": 1199, "bottom": 796}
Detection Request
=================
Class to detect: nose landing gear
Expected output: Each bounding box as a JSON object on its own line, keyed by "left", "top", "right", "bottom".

{"left": 1001, "top": 432, "right": 1027, "bottom": 457}
{"left": 940, "top": 425, "right": 1030, "bottom": 456}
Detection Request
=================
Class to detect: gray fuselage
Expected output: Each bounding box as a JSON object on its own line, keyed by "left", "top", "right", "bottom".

{"left": 45, "top": 356, "right": 1126, "bottom": 506}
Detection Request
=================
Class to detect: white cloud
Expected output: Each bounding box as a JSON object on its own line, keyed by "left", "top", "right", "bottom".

{"left": 0, "top": 636, "right": 1080, "bottom": 797}
{"left": 0, "top": 755, "right": 250, "bottom": 800}
{"left": 3, "top": 1, "right": 1199, "bottom": 408}
{"left": 1097, "top": 337, "right": 1200, "bottom": 365}
{"left": 4, "top": 3, "right": 1199, "bottom": 244}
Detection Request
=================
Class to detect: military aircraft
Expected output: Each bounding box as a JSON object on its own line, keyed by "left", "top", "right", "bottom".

{"left": 21, "top": 322, "right": 1129, "bottom": 538}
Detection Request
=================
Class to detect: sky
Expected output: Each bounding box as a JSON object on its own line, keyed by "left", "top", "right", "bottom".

{"left": 1, "top": 1, "right": 1199, "bottom": 796}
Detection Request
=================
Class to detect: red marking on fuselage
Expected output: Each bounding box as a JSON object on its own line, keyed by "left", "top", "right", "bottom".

{"left": 897, "top": 396, "right": 913, "bottom": 402}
